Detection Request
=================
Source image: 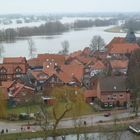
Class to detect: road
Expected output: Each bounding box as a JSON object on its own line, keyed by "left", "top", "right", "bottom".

{"left": 0, "top": 111, "right": 139, "bottom": 134}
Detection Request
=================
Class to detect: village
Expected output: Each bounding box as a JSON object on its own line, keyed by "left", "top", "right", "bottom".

{"left": 0, "top": 30, "right": 139, "bottom": 111}
{"left": 0, "top": 28, "right": 140, "bottom": 140}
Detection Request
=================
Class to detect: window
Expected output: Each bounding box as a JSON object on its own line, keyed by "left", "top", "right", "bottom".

{"left": 120, "top": 94, "right": 123, "bottom": 98}
{"left": 15, "top": 67, "right": 22, "bottom": 73}
{"left": 0, "top": 67, "right": 7, "bottom": 80}
{"left": 0, "top": 67, "right": 7, "bottom": 74}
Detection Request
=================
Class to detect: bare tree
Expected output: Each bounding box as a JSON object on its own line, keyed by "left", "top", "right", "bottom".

{"left": 37, "top": 103, "right": 49, "bottom": 140}
{"left": 28, "top": 38, "right": 36, "bottom": 58}
{"left": 59, "top": 40, "right": 69, "bottom": 55}
{"left": 90, "top": 35, "right": 105, "bottom": 51}
{"left": 0, "top": 44, "right": 4, "bottom": 58}
{"left": 52, "top": 103, "right": 72, "bottom": 140}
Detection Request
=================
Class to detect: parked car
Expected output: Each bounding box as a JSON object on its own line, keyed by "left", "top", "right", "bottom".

{"left": 19, "top": 113, "right": 30, "bottom": 120}
{"left": 104, "top": 112, "right": 111, "bottom": 117}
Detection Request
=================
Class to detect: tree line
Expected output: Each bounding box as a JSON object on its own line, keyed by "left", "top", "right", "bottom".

{"left": 0, "top": 21, "right": 69, "bottom": 42}
{"left": 73, "top": 18, "right": 117, "bottom": 28}
{"left": 123, "top": 19, "right": 140, "bottom": 31}
{"left": 0, "top": 19, "right": 118, "bottom": 42}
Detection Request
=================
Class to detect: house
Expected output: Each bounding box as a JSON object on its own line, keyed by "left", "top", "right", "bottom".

{"left": 84, "top": 89, "right": 97, "bottom": 103}
{"left": 81, "top": 47, "right": 92, "bottom": 56}
{"left": 109, "top": 59, "right": 128, "bottom": 75}
{"left": 0, "top": 57, "right": 28, "bottom": 81}
{"left": 1, "top": 81, "right": 35, "bottom": 105}
{"left": 97, "top": 77, "right": 130, "bottom": 108}
{"left": 43, "top": 61, "right": 84, "bottom": 86}
{"left": 31, "top": 70, "right": 49, "bottom": 84}
{"left": 28, "top": 53, "right": 66, "bottom": 70}
{"left": 90, "top": 60, "right": 106, "bottom": 77}
{"left": 83, "top": 60, "right": 106, "bottom": 88}
{"left": 107, "top": 43, "right": 139, "bottom": 59}
{"left": 17, "top": 70, "right": 45, "bottom": 92}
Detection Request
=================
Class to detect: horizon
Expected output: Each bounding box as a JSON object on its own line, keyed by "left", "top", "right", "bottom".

{"left": 1, "top": 0, "right": 140, "bottom": 14}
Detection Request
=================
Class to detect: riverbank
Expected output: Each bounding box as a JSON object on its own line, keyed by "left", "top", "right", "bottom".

{"left": 104, "top": 26, "right": 125, "bottom": 33}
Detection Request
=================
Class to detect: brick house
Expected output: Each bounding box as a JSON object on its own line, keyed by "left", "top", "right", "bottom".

{"left": 84, "top": 89, "right": 97, "bottom": 103}
{"left": 97, "top": 77, "right": 130, "bottom": 108}
{"left": 0, "top": 57, "right": 28, "bottom": 81}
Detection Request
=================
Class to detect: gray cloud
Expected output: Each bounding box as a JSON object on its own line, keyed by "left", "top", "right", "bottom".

{"left": 0, "top": 0, "right": 140, "bottom": 14}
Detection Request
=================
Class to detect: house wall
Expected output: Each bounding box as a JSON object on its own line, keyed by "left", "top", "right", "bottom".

{"left": 14, "top": 88, "right": 35, "bottom": 105}
{"left": 112, "top": 68, "right": 127, "bottom": 75}
{"left": 100, "top": 91, "right": 130, "bottom": 106}
{"left": 0, "top": 63, "right": 28, "bottom": 81}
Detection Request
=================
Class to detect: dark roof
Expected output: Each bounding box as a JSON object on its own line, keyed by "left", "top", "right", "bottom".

{"left": 99, "top": 77, "right": 127, "bottom": 92}
{"left": 125, "top": 31, "right": 136, "bottom": 43}
{"left": 17, "top": 71, "right": 35, "bottom": 88}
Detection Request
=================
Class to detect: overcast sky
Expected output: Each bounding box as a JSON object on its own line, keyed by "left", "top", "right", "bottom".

{"left": 0, "top": 0, "right": 140, "bottom": 14}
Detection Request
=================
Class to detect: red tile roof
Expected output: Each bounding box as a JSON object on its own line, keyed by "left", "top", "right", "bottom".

{"left": 0, "top": 63, "right": 27, "bottom": 74}
{"left": 109, "top": 43, "right": 140, "bottom": 54}
{"left": 43, "top": 61, "right": 57, "bottom": 76}
{"left": 61, "top": 63, "right": 84, "bottom": 82}
{"left": 31, "top": 70, "right": 49, "bottom": 81}
{"left": 110, "top": 60, "right": 128, "bottom": 69}
{"left": 28, "top": 58, "right": 40, "bottom": 67}
{"left": 76, "top": 56, "right": 96, "bottom": 65}
{"left": 12, "top": 83, "right": 34, "bottom": 97}
{"left": 90, "top": 60, "right": 106, "bottom": 70}
{"left": 3, "top": 57, "right": 26, "bottom": 64}
{"left": 28, "top": 53, "right": 66, "bottom": 67}
{"left": 38, "top": 53, "right": 65, "bottom": 65}
{"left": 44, "top": 63, "right": 84, "bottom": 83}
{"left": 106, "top": 37, "right": 125, "bottom": 49}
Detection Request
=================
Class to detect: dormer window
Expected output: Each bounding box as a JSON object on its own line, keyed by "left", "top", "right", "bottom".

{"left": 15, "top": 67, "right": 22, "bottom": 73}
{"left": 0, "top": 67, "right": 7, "bottom": 74}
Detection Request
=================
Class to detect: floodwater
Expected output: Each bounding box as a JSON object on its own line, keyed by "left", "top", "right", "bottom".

{"left": 0, "top": 17, "right": 139, "bottom": 58}
{"left": 25, "top": 131, "right": 140, "bottom": 140}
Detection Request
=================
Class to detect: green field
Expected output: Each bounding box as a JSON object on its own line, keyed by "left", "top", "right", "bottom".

{"left": 104, "top": 26, "right": 125, "bottom": 33}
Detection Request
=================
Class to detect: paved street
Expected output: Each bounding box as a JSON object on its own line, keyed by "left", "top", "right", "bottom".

{"left": 0, "top": 111, "right": 139, "bottom": 134}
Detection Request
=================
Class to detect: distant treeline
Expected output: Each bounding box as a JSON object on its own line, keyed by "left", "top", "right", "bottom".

{"left": 73, "top": 18, "right": 117, "bottom": 28}
{"left": 0, "top": 21, "right": 68, "bottom": 42}
{"left": 0, "top": 19, "right": 117, "bottom": 42}
{"left": 123, "top": 19, "right": 140, "bottom": 31}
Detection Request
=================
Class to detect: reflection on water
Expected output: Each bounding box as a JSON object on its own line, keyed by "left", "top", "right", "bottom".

{"left": 25, "top": 131, "right": 139, "bottom": 140}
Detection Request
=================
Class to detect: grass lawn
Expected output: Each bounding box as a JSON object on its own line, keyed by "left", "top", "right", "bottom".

{"left": 7, "top": 102, "right": 94, "bottom": 119}
{"left": 7, "top": 104, "right": 40, "bottom": 115}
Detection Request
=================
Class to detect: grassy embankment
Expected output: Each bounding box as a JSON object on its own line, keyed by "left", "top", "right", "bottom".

{"left": 104, "top": 26, "right": 125, "bottom": 33}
